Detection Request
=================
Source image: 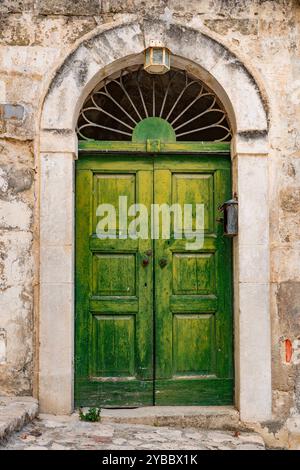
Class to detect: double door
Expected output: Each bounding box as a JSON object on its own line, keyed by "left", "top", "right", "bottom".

{"left": 75, "top": 154, "right": 233, "bottom": 406}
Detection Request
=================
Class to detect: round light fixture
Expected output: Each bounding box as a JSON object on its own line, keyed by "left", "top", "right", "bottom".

{"left": 144, "top": 40, "right": 171, "bottom": 75}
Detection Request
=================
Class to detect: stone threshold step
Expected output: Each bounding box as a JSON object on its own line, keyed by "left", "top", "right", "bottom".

{"left": 0, "top": 397, "right": 38, "bottom": 442}
{"left": 100, "top": 406, "right": 240, "bottom": 430}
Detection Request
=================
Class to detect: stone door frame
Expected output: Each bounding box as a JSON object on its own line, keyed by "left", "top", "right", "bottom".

{"left": 38, "top": 19, "right": 271, "bottom": 421}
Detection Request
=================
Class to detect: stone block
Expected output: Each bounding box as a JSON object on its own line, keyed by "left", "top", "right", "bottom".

{"left": 237, "top": 156, "right": 269, "bottom": 246}
{"left": 36, "top": 0, "right": 100, "bottom": 16}
{"left": 238, "top": 282, "right": 272, "bottom": 421}
{"left": 39, "top": 282, "right": 74, "bottom": 414}
{"left": 0, "top": 46, "right": 60, "bottom": 75}
{"left": 0, "top": 199, "right": 32, "bottom": 231}
{"left": 34, "top": 16, "right": 98, "bottom": 47}
{"left": 0, "top": 103, "right": 24, "bottom": 120}
{"left": 40, "top": 153, "right": 74, "bottom": 246}
{"left": 0, "top": 1, "right": 33, "bottom": 14}
{"left": 0, "top": 397, "right": 38, "bottom": 442}
{"left": 40, "top": 244, "right": 73, "bottom": 284}
{"left": 239, "top": 244, "right": 269, "bottom": 284}
{"left": 0, "top": 14, "right": 33, "bottom": 46}
{"left": 271, "top": 247, "right": 300, "bottom": 283}
{"left": 0, "top": 230, "right": 33, "bottom": 288}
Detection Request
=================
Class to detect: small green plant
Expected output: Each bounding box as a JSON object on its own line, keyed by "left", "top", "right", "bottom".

{"left": 79, "top": 407, "right": 101, "bottom": 422}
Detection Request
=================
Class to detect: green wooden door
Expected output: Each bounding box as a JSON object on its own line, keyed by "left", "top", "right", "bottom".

{"left": 75, "top": 154, "right": 233, "bottom": 407}
{"left": 75, "top": 156, "right": 154, "bottom": 407}
{"left": 154, "top": 156, "right": 233, "bottom": 405}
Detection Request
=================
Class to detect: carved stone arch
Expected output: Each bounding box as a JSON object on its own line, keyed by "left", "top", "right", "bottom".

{"left": 39, "top": 19, "right": 271, "bottom": 421}
{"left": 40, "top": 19, "right": 268, "bottom": 146}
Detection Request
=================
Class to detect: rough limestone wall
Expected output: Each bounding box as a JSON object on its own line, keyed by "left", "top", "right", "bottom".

{"left": 0, "top": 0, "right": 299, "bottom": 429}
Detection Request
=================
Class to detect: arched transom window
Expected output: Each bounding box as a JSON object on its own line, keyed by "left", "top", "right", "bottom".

{"left": 77, "top": 67, "right": 231, "bottom": 143}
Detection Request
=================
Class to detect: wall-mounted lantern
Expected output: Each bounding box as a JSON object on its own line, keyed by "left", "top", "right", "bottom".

{"left": 219, "top": 197, "right": 238, "bottom": 237}
{"left": 144, "top": 40, "right": 171, "bottom": 75}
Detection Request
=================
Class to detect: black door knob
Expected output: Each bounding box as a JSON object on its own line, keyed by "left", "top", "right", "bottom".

{"left": 142, "top": 256, "right": 149, "bottom": 267}
{"left": 159, "top": 258, "right": 168, "bottom": 268}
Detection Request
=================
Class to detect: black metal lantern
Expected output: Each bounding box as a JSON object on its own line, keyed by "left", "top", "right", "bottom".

{"left": 219, "top": 197, "right": 238, "bottom": 237}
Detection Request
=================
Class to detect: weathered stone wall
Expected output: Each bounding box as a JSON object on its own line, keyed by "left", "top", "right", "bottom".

{"left": 0, "top": 0, "right": 299, "bottom": 442}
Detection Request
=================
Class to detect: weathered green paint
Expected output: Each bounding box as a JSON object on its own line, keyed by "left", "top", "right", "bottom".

{"left": 153, "top": 156, "right": 233, "bottom": 405}
{"left": 78, "top": 140, "right": 231, "bottom": 154}
{"left": 75, "top": 158, "right": 154, "bottom": 407}
{"left": 75, "top": 153, "right": 233, "bottom": 407}
{"left": 132, "top": 117, "right": 176, "bottom": 143}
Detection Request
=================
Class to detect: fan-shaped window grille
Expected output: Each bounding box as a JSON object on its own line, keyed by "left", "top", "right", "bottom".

{"left": 77, "top": 67, "right": 231, "bottom": 142}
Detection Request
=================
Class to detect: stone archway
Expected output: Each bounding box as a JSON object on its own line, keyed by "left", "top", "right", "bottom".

{"left": 39, "top": 19, "right": 271, "bottom": 421}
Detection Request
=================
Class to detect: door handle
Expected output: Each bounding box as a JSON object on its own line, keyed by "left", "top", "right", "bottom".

{"left": 142, "top": 255, "right": 149, "bottom": 267}
{"left": 159, "top": 258, "right": 168, "bottom": 268}
{"left": 141, "top": 251, "right": 152, "bottom": 267}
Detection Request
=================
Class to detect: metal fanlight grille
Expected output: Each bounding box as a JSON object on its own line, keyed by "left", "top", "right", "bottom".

{"left": 77, "top": 67, "right": 231, "bottom": 142}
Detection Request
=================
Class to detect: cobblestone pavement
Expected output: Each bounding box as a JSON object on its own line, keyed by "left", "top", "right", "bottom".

{"left": 0, "top": 414, "right": 265, "bottom": 450}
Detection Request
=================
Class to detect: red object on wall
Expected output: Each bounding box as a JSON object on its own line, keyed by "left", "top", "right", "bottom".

{"left": 285, "top": 339, "right": 293, "bottom": 363}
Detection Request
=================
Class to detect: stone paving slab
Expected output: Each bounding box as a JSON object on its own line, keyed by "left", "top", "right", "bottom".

{"left": 0, "top": 397, "right": 38, "bottom": 442}
{"left": 0, "top": 413, "right": 266, "bottom": 450}
{"left": 101, "top": 406, "right": 240, "bottom": 429}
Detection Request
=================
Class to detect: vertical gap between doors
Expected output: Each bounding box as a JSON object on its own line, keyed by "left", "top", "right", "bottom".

{"left": 152, "top": 155, "right": 156, "bottom": 406}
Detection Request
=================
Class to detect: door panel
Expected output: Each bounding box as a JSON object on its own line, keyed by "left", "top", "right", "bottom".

{"left": 172, "top": 173, "right": 214, "bottom": 233}
{"left": 75, "top": 157, "right": 154, "bottom": 407}
{"left": 173, "top": 313, "right": 215, "bottom": 375}
{"left": 172, "top": 253, "right": 216, "bottom": 295}
{"left": 154, "top": 156, "right": 233, "bottom": 405}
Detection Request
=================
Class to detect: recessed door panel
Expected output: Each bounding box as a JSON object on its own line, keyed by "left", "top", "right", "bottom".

{"left": 172, "top": 173, "right": 214, "bottom": 233}
{"left": 92, "top": 254, "right": 136, "bottom": 296}
{"left": 90, "top": 315, "right": 135, "bottom": 378}
{"left": 172, "top": 253, "right": 216, "bottom": 295}
{"left": 173, "top": 313, "right": 216, "bottom": 376}
{"left": 92, "top": 173, "right": 136, "bottom": 233}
